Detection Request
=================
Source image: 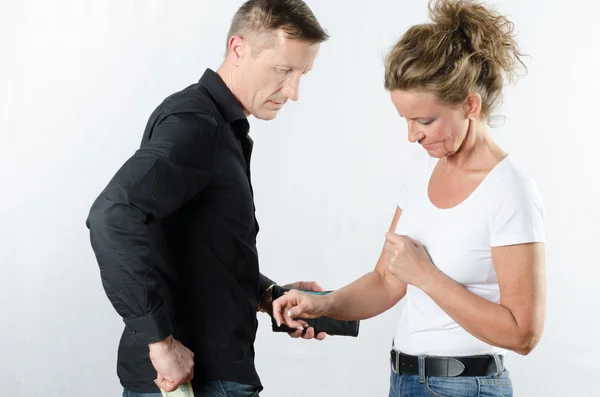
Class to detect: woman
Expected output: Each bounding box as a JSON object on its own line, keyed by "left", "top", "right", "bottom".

{"left": 272, "top": 0, "right": 546, "bottom": 396}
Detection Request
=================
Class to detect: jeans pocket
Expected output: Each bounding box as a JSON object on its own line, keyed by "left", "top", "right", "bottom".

{"left": 202, "top": 381, "right": 227, "bottom": 397}
{"left": 477, "top": 377, "right": 513, "bottom": 397}
{"left": 211, "top": 381, "right": 261, "bottom": 397}
{"left": 425, "top": 376, "right": 479, "bottom": 397}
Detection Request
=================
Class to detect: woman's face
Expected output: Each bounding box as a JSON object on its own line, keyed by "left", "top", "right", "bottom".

{"left": 390, "top": 89, "right": 475, "bottom": 158}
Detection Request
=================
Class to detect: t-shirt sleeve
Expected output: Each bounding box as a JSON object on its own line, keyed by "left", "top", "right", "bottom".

{"left": 490, "top": 173, "right": 546, "bottom": 247}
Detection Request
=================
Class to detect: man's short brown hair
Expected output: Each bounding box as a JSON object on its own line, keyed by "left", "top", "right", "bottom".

{"left": 226, "top": 0, "right": 329, "bottom": 55}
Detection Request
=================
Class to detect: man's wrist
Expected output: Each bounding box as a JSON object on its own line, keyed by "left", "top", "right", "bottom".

{"left": 258, "top": 283, "right": 276, "bottom": 313}
{"left": 148, "top": 335, "right": 174, "bottom": 352}
{"left": 258, "top": 273, "right": 276, "bottom": 295}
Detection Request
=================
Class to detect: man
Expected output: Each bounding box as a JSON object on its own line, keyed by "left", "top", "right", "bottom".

{"left": 85, "top": 1, "right": 329, "bottom": 396}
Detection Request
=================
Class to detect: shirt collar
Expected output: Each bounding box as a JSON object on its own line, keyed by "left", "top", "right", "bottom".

{"left": 199, "top": 68, "right": 248, "bottom": 126}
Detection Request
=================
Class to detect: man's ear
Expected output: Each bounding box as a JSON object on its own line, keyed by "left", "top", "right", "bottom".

{"left": 227, "top": 35, "right": 246, "bottom": 66}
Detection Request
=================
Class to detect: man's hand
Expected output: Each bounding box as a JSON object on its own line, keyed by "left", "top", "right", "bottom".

{"left": 261, "top": 281, "right": 327, "bottom": 341}
{"left": 148, "top": 336, "right": 194, "bottom": 392}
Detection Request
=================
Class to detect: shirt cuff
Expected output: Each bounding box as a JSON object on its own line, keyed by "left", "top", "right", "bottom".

{"left": 123, "top": 306, "right": 174, "bottom": 344}
{"left": 258, "top": 273, "right": 276, "bottom": 297}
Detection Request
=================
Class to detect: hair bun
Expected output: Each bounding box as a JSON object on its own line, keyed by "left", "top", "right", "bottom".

{"left": 428, "top": 0, "right": 525, "bottom": 81}
{"left": 384, "top": 0, "right": 526, "bottom": 121}
{"left": 429, "top": 0, "right": 464, "bottom": 32}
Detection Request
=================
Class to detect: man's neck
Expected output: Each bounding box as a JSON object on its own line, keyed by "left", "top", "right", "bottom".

{"left": 216, "top": 63, "right": 249, "bottom": 116}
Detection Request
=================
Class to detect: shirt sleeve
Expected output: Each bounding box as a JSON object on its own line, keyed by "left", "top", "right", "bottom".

{"left": 258, "top": 273, "right": 276, "bottom": 297}
{"left": 85, "top": 113, "right": 218, "bottom": 344}
{"left": 490, "top": 173, "right": 546, "bottom": 247}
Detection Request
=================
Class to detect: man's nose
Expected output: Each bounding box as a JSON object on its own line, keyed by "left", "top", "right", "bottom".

{"left": 282, "top": 74, "right": 301, "bottom": 102}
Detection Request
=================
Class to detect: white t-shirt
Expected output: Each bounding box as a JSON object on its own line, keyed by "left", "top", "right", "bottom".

{"left": 393, "top": 151, "right": 545, "bottom": 356}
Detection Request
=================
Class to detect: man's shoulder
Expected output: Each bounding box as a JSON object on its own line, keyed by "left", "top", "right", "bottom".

{"left": 140, "top": 82, "right": 223, "bottom": 146}
{"left": 157, "top": 82, "right": 222, "bottom": 124}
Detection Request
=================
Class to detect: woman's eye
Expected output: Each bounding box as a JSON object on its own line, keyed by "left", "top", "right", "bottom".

{"left": 419, "top": 119, "right": 434, "bottom": 126}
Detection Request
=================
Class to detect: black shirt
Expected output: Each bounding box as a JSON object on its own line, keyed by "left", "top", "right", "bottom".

{"left": 86, "top": 69, "right": 274, "bottom": 392}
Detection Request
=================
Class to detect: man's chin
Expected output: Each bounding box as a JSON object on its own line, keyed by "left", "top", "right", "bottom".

{"left": 252, "top": 110, "right": 280, "bottom": 121}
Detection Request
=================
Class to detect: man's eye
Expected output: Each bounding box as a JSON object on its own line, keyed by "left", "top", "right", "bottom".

{"left": 276, "top": 68, "right": 291, "bottom": 74}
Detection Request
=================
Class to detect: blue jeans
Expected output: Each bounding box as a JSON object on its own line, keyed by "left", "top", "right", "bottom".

{"left": 389, "top": 369, "right": 513, "bottom": 397}
{"left": 123, "top": 380, "right": 261, "bottom": 397}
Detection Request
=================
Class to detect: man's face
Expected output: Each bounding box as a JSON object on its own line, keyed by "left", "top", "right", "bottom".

{"left": 236, "top": 30, "right": 320, "bottom": 120}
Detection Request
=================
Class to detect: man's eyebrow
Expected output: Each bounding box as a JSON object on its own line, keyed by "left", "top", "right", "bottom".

{"left": 276, "top": 64, "right": 312, "bottom": 73}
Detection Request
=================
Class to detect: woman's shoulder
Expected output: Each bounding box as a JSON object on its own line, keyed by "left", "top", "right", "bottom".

{"left": 485, "top": 155, "right": 545, "bottom": 226}
{"left": 486, "top": 155, "right": 546, "bottom": 244}
{"left": 492, "top": 155, "right": 542, "bottom": 199}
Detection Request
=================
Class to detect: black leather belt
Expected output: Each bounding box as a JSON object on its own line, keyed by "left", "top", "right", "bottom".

{"left": 390, "top": 350, "right": 503, "bottom": 377}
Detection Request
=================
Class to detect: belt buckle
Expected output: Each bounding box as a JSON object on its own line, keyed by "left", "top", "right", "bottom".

{"left": 390, "top": 349, "right": 401, "bottom": 374}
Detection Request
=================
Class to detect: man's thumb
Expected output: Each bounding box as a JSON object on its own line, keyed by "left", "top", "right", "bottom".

{"left": 156, "top": 373, "right": 166, "bottom": 390}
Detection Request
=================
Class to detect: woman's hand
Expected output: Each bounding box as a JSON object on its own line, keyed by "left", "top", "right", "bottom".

{"left": 384, "top": 232, "right": 438, "bottom": 289}
{"left": 272, "top": 289, "right": 332, "bottom": 331}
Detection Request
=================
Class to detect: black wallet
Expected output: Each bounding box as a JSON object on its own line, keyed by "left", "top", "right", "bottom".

{"left": 270, "top": 285, "right": 360, "bottom": 337}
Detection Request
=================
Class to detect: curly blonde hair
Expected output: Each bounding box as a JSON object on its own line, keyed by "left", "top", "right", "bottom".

{"left": 384, "top": 0, "right": 526, "bottom": 121}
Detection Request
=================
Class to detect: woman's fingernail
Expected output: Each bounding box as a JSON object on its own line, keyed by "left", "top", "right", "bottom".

{"left": 288, "top": 310, "right": 295, "bottom": 318}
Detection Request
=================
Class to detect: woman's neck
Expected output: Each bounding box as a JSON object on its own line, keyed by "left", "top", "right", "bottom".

{"left": 445, "top": 120, "right": 506, "bottom": 171}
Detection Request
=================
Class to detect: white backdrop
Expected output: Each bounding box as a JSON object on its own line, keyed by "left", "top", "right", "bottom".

{"left": 2, "top": 0, "right": 599, "bottom": 396}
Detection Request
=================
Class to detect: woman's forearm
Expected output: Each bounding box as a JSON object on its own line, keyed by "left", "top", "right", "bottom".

{"left": 326, "top": 271, "right": 406, "bottom": 321}
{"left": 421, "top": 270, "right": 537, "bottom": 355}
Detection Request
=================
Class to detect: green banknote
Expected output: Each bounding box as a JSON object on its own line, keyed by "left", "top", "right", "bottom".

{"left": 154, "top": 380, "right": 195, "bottom": 397}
